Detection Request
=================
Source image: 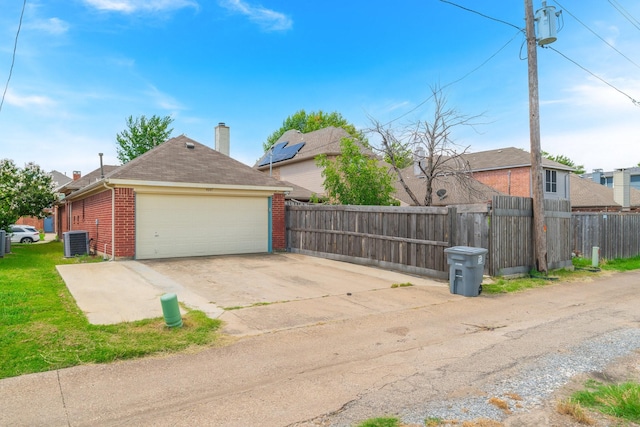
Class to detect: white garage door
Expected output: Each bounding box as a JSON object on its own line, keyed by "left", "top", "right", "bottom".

{"left": 136, "top": 194, "right": 269, "bottom": 259}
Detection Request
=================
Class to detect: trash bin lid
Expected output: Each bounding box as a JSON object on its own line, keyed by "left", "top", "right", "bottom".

{"left": 444, "top": 246, "right": 488, "bottom": 256}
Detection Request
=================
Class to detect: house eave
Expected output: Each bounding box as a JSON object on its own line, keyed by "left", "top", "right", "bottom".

{"left": 65, "top": 178, "right": 292, "bottom": 200}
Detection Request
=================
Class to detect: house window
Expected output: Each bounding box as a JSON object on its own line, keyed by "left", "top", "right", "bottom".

{"left": 545, "top": 170, "right": 557, "bottom": 193}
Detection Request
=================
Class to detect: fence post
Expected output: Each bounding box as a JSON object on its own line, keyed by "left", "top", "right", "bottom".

{"left": 448, "top": 206, "right": 457, "bottom": 247}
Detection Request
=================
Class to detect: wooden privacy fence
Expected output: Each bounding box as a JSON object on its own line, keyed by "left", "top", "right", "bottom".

{"left": 572, "top": 212, "right": 640, "bottom": 260}
{"left": 285, "top": 195, "right": 574, "bottom": 279}
{"left": 490, "top": 196, "right": 572, "bottom": 276}
{"left": 286, "top": 205, "right": 455, "bottom": 279}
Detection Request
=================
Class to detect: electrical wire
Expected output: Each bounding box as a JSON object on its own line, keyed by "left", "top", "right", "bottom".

{"left": 383, "top": 29, "right": 523, "bottom": 126}
{"left": 552, "top": 0, "right": 640, "bottom": 71}
{"left": 545, "top": 45, "right": 640, "bottom": 107}
{"left": 608, "top": 0, "right": 640, "bottom": 32}
{"left": 0, "top": 0, "right": 27, "bottom": 115}
{"left": 439, "top": 0, "right": 523, "bottom": 32}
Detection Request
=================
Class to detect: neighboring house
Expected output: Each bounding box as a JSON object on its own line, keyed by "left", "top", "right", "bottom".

{"left": 459, "top": 147, "right": 574, "bottom": 200}
{"left": 15, "top": 170, "right": 74, "bottom": 233}
{"left": 255, "top": 126, "right": 505, "bottom": 207}
{"left": 394, "top": 166, "right": 506, "bottom": 206}
{"left": 570, "top": 172, "right": 640, "bottom": 212}
{"left": 58, "top": 135, "right": 291, "bottom": 260}
{"left": 255, "top": 126, "right": 376, "bottom": 196}
{"left": 582, "top": 167, "right": 640, "bottom": 190}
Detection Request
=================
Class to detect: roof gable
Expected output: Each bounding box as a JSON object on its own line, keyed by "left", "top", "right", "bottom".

{"left": 106, "top": 135, "right": 288, "bottom": 188}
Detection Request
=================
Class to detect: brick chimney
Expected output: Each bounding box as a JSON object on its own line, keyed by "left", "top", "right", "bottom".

{"left": 613, "top": 169, "right": 630, "bottom": 211}
{"left": 73, "top": 171, "right": 81, "bottom": 181}
{"left": 215, "top": 122, "right": 230, "bottom": 156}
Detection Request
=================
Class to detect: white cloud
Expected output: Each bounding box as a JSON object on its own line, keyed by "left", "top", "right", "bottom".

{"left": 83, "top": 0, "right": 198, "bottom": 13}
{"left": 145, "top": 85, "right": 185, "bottom": 111}
{"left": 219, "top": 0, "right": 292, "bottom": 31}
{"left": 540, "top": 76, "right": 640, "bottom": 171}
{"left": 4, "top": 90, "right": 55, "bottom": 108}
{"left": 27, "top": 17, "right": 70, "bottom": 35}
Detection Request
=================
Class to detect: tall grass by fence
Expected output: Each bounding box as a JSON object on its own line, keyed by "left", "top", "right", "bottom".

{"left": 286, "top": 195, "right": 573, "bottom": 279}
{"left": 572, "top": 212, "right": 640, "bottom": 260}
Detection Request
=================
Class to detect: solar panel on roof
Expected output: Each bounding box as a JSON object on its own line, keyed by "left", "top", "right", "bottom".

{"left": 257, "top": 141, "right": 306, "bottom": 167}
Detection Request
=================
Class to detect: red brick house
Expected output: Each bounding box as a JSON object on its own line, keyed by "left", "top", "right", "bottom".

{"left": 460, "top": 147, "right": 574, "bottom": 200}
{"left": 58, "top": 135, "right": 291, "bottom": 260}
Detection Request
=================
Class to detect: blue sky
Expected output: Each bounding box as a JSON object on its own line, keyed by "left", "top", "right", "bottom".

{"left": 1, "top": 0, "right": 638, "bottom": 178}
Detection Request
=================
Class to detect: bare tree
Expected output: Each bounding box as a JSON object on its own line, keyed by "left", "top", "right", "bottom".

{"left": 368, "top": 87, "right": 481, "bottom": 206}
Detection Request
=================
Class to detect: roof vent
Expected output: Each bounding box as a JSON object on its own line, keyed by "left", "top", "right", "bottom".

{"left": 185, "top": 142, "right": 195, "bottom": 149}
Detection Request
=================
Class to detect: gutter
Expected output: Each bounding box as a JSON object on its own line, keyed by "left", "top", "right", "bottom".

{"left": 103, "top": 182, "right": 115, "bottom": 261}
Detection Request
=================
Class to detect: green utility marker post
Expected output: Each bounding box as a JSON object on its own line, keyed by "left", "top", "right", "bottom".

{"left": 592, "top": 246, "right": 600, "bottom": 267}
{"left": 160, "top": 293, "right": 183, "bottom": 327}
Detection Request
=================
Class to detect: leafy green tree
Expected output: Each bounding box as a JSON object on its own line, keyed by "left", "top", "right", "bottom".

{"left": 263, "top": 109, "right": 364, "bottom": 151}
{"left": 541, "top": 151, "right": 585, "bottom": 174}
{"left": 315, "top": 138, "right": 397, "bottom": 206}
{"left": 382, "top": 139, "right": 413, "bottom": 169}
{"left": 0, "top": 159, "right": 56, "bottom": 232}
{"left": 116, "top": 115, "right": 174, "bottom": 164}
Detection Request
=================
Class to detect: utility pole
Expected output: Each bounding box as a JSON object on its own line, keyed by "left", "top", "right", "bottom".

{"left": 525, "top": 0, "right": 548, "bottom": 274}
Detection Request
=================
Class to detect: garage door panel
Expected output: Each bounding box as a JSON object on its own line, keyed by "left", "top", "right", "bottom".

{"left": 136, "top": 194, "right": 268, "bottom": 259}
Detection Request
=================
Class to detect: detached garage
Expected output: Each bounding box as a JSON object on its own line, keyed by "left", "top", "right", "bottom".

{"left": 136, "top": 193, "right": 269, "bottom": 259}
{"left": 58, "top": 135, "right": 291, "bottom": 260}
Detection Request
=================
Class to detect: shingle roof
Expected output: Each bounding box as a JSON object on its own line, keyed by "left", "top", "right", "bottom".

{"left": 255, "top": 126, "right": 375, "bottom": 169}
{"left": 103, "top": 135, "right": 288, "bottom": 188}
{"left": 65, "top": 136, "right": 290, "bottom": 199}
{"left": 461, "top": 147, "right": 574, "bottom": 172}
{"left": 59, "top": 165, "right": 120, "bottom": 193}
{"left": 570, "top": 174, "right": 640, "bottom": 208}
{"left": 394, "top": 166, "right": 505, "bottom": 206}
{"left": 280, "top": 180, "right": 314, "bottom": 201}
{"left": 49, "top": 170, "right": 73, "bottom": 191}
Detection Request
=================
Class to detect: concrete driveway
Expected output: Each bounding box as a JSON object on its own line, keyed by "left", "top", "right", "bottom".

{"left": 58, "top": 252, "right": 451, "bottom": 335}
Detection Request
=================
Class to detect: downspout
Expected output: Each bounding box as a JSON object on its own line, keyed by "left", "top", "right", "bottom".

{"left": 103, "top": 182, "right": 115, "bottom": 261}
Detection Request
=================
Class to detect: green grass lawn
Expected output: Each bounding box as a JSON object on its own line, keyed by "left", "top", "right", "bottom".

{"left": 482, "top": 254, "right": 640, "bottom": 294}
{"left": 0, "top": 242, "right": 222, "bottom": 379}
{"left": 566, "top": 379, "right": 640, "bottom": 423}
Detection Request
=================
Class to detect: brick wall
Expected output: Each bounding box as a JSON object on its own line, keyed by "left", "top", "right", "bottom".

{"left": 69, "top": 190, "right": 113, "bottom": 256}
{"left": 15, "top": 217, "right": 44, "bottom": 230}
{"left": 114, "top": 188, "right": 135, "bottom": 258}
{"left": 272, "top": 193, "right": 286, "bottom": 250}
{"left": 63, "top": 187, "right": 135, "bottom": 259}
{"left": 473, "top": 167, "right": 532, "bottom": 197}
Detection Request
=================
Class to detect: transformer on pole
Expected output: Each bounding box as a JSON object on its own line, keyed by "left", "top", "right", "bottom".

{"left": 535, "top": 1, "right": 562, "bottom": 46}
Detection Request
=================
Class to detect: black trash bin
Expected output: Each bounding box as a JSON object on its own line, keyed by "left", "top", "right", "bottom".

{"left": 0, "top": 230, "right": 4, "bottom": 258}
{"left": 444, "top": 246, "right": 488, "bottom": 297}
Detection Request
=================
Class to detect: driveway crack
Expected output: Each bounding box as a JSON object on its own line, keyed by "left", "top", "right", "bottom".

{"left": 57, "top": 370, "right": 71, "bottom": 427}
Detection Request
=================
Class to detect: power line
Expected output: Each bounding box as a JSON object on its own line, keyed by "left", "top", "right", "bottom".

{"left": 383, "top": 29, "right": 523, "bottom": 126}
{"left": 0, "top": 0, "right": 27, "bottom": 115}
{"left": 545, "top": 45, "right": 640, "bottom": 107}
{"left": 439, "top": 0, "right": 523, "bottom": 32}
{"left": 608, "top": 0, "right": 640, "bottom": 32}
{"left": 552, "top": 0, "right": 640, "bottom": 71}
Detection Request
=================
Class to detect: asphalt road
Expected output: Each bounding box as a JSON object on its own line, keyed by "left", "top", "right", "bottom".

{"left": 1, "top": 270, "right": 639, "bottom": 426}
